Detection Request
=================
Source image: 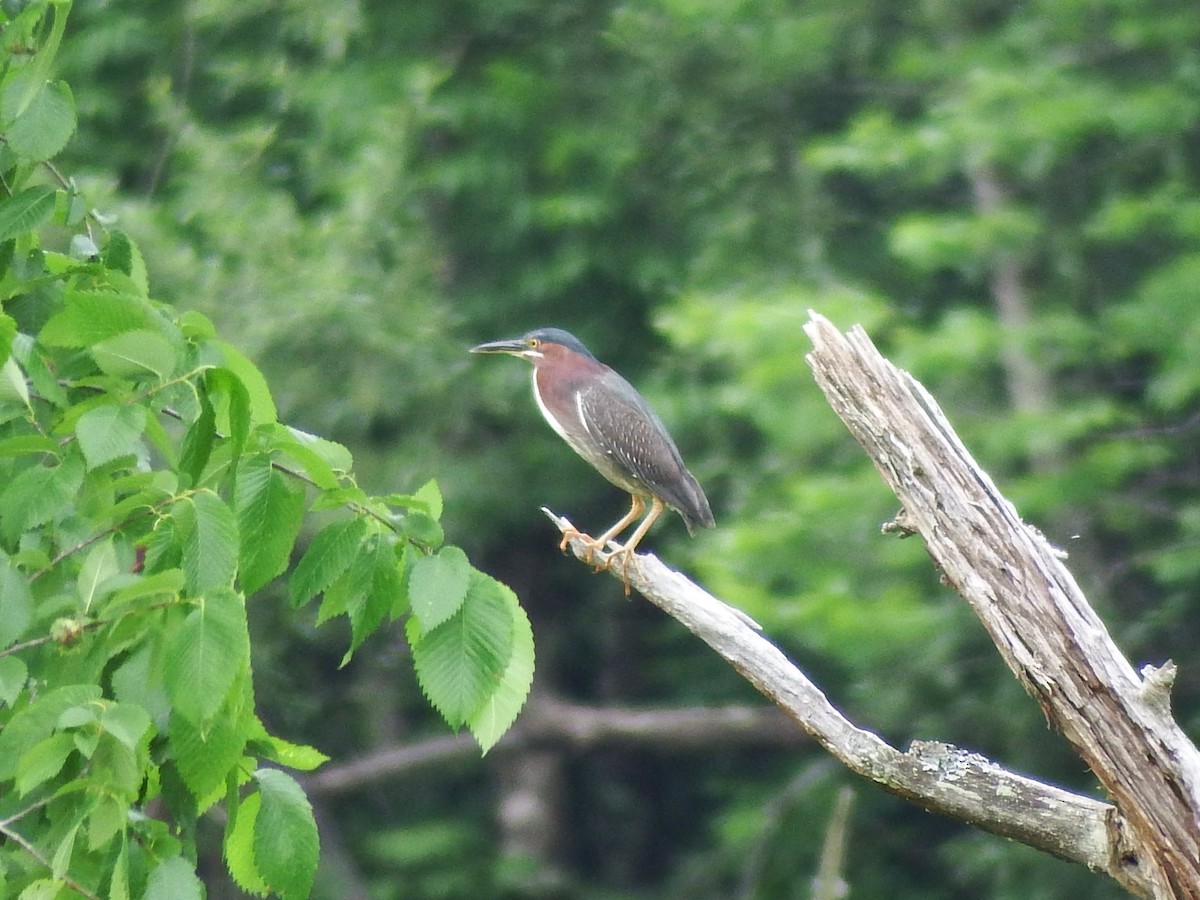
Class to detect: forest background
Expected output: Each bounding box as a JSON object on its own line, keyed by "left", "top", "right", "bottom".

{"left": 27, "top": 0, "right": 1200, "bottom": 896}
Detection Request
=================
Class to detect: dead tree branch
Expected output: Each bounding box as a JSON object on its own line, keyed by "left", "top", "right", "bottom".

{"left": 545, "top": 311, "right": 1200, "bottom": 898}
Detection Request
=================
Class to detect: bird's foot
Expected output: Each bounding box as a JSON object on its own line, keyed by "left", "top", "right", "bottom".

{"left": 597, "top": 544, "right": 635, "bottom": 597}
{"left": 558, "top": 526, "right": 606, "bottom": 565}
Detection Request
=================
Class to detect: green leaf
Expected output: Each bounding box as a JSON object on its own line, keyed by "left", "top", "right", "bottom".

{"left": 207, "top": 367, "right": 251, "bottom": 459}
{"left": 409, "top": 545, "right": 470, "bottom": 632}
{"left": 235, "top": 454, "right": 305, "bottom": 596}
{"left": 77, "top": 536, "right": 119, "bottom": 613}
{"left": 177, "top": 389, "right": 216, "bottom": 486}
{"left": 86, "top": 794, "right": 127, "bottom": 852}
{"left": 285, "top": 425, "right": 353, "bottom": 474}
{"left": 74, "top": 403, "right": 148, "bottom": 469}
{"left": 224, "top": 790, "right": 270, "bottom": 897}
{"left": 15, "top": 731, "right": 76, "bottom": 796}
{"left": 2, "top": 76, "right": 76, "bottom": 161}
{"left": 0, "top": 684, "right": 100, "bottom": 780}
{"left": 253, "top": 768, "right": 319, "bottom": 900}
{"left": 91, "top": 329, "right": 178, "bottom": 380}
{"left": 142, "top": 856, "right": 203, "bottom": 900}
{"left": 0, "top": 655, "right": 28, "bottom": 706}
{"left": 177, "top": 491, "right": 239, "bottom": 595}
{"left": 100, "top": 702, "right": 152, "bottom": 751}
{"left": 169, "top": 682, "right": 251, "bottom": 806}
{"left": 108, "top": 837, "right": 130, "bottom": 900}
{"left": 411, "top": 569, "right": 516, "bottom": 728}
{"left": 414, "top": 478, "right": 443, "bottom": 520}
{"left": 0, "top": 356, "right": 30, "bottom": 408}
{"left": 400, "top": 509, "right": 444, "bottom": 549}
{"left": 0, "top": 311, "right": 12, "bottom": 363}
{"left": 316, "top": 536, "right": 374, "bottom": 627}
{"left": 214, "top": 339, "right": 277, "bottom": 425}
{"left": 164, "top": 588, "right": 250, "bottom": 724}
{"left": 468, "top": 578, "right": 535, "bottom": 753}
{"left": 0, "top": 449, "right": 83, "bottom": 545}
{"left": 341, "top": 535, "right": 405, "bottom": 666}
{"left": 0, "top": 185, "right": 55, "bottom": 243}
{"left": 101, "top": 231, "right": 149, "bottom": 296}
{"left": 248, "top": 718, "right": 329, "bottom": 772}
{"left": 51, "top": 821, "right": 78, "bottom": 880}
{"left": 0, "top": 433, "right": 59, "bottom": 458}
{"left": 289, "top": 516, "right": 368, "bottom": 608}
{"left": 39, "top": 289, "right": 157, "bottom": 347}
{"left": 0, "top": 555, "right": 33, "bottom": 648}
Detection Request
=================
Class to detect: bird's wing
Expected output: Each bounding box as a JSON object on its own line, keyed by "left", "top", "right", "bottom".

{"left": 576, "top": 372, "right": 692, "bottom": 503}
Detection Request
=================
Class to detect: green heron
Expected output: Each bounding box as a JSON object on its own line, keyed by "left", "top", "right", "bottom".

{"left": 471, "top": 327, "right": 714, "bottom": 565}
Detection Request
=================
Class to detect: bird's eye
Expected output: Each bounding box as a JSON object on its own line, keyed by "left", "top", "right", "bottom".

{"left": 527, "top": 338, "right": 540, "bottom": 348}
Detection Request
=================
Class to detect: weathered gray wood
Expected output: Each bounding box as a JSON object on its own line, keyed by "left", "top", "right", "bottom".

{"left": 544, "top": 310, "right": 1200, "bottom": 898}
{"left": 803, "top": 313, "right": 1200, "bottom": 899}
{"left": 545, "top": 511, "right": 1126, "bottom": 891}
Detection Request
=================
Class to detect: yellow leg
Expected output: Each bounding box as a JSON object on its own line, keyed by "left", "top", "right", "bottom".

{"left": 604, "top": 496, "right": 665, "bottom": 595}
{"left": 611, "top": 496, "right": 664, "bottom": 556}
{"left": 594, "top": 495, "right": 645, "bottom": 550}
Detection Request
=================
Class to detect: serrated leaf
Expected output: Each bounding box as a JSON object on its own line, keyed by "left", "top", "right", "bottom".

{"left": 0, "top": 356, "right": 30, "bottom": 407}
{"left": 214, "top": 339, "right": 277, "bottom": 425}
{"left": 0, "top": 449, "right": 83, "bottom": 545}
{"left": 469, "top": 578, "right": 535, "bottom": 753}
{"left": 0, "top": 185, "right": 55, "bottom": 243}
{"left": 208, "top": 367, "right": 251, "bottom": 458}
{"left": 3, "top": 77, "right": 75, "bottom": 161}
{"left": 225, "top": 790, "right": 270, "bottom": 897}
{"left": 289, "top": 516, "right": 368, "bottom": 608}
{"left": 77, "top": 537, "right": 119, "bottom": 613}
{"left": 0, "top": 684, "right": 100, "bottom": 780}
{"left": 0, "top": 555, "right": 33, "bottom": 648}
{"left": 253, "top": 768, "right": 319, "bottom": 900}
{"left": 0, "top": 311, "right": 13, "bottom": 362}
{"left": 235, "top": 454, "right": 305, "bottom": 596}
{"left": 163, "top": 588, "right": 250, "bottom": 724}
{"left": 102, "top": 231, "right": 149, "bottom": 296}
{"left": 51, "top": 821, "right": 78, "bottom": 880}
{"left": 247, "top": 718, "right": 329, "bottom": 772}
{"left": 409, "top": 545, "right": 470, "bottom": 632}
{"left": 75, "top": 403, "right": 148, "bottom": 469}
{"left": 92, "top": 329, "right": 177, "bottom": 379}
{"left": 143, "top": 856, "right": 203, "bottom": 900}
{"left": 413, "top": 478, "right": 443, "bottom": 520}
{"left": 0, "top": 655, "right": 28, "bottom": 706}
{"left": 316, "top": 537, "right": 374, "bottom": 627}
{"left": 401, "top": 509, "right": 444, "bottom": 548}
{"left": 177, "top": 491, "right": 238, "bottom": 595}
{"left": 285, "top": 425, "right": 352, "bottom": 473}
{"left": 178, "top": 389, "right": 216, "bottom": 486}
{"left": 411, "top": 569, "right": 516, "bottom": 728}
{"left": 15, "top": 731, "right": 75, "bottom": 795}
{"left": 101, "top": 703, "right": 151, "bottom": 751}
{"left": 168, "top": 687, "right": 251, "bottom": 807}
{"left": 39, "top": 289, "right": 157, "bottom": 347}
{"left": 340, "top": 536, "right": 405, "bottom": 667}
{"left": 86, "top": 794, "right": 127, "bottom": 852}
{"left": 108, "top": 839, "right": 130, "bottom": 900}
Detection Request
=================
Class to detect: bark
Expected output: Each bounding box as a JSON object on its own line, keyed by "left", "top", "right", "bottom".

{"left": 545, "top": 312, "right": 1200, "bottom": 899}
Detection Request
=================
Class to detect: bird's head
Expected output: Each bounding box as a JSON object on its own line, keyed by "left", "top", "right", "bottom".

{"left": 470, "top": 328, "right": 597, "bottom": 368}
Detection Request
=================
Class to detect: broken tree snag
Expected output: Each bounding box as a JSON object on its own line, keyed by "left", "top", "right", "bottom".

{"left": 543, "top": 508, "right": 1120, "bottom": 886}
{"left": 803, "top": 312, "right": 1200, "bottom": 899}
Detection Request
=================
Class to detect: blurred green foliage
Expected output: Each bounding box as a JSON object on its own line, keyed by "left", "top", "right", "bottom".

{"left": 39, "top": 0, "right": 1200, "bottom": 896}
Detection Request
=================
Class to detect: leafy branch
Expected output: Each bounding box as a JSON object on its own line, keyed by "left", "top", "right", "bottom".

{"left": 0, "top": 2, "right": 535, "bottom": 896}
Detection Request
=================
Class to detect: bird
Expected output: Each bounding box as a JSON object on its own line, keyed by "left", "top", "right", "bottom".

{"left": 470, "top": 327, "right": 714, "bottom": 570}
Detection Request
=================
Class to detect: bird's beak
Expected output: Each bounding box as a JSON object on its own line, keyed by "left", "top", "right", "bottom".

{"left": 470, "top": 338, "right": 528, "bottom": 356}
